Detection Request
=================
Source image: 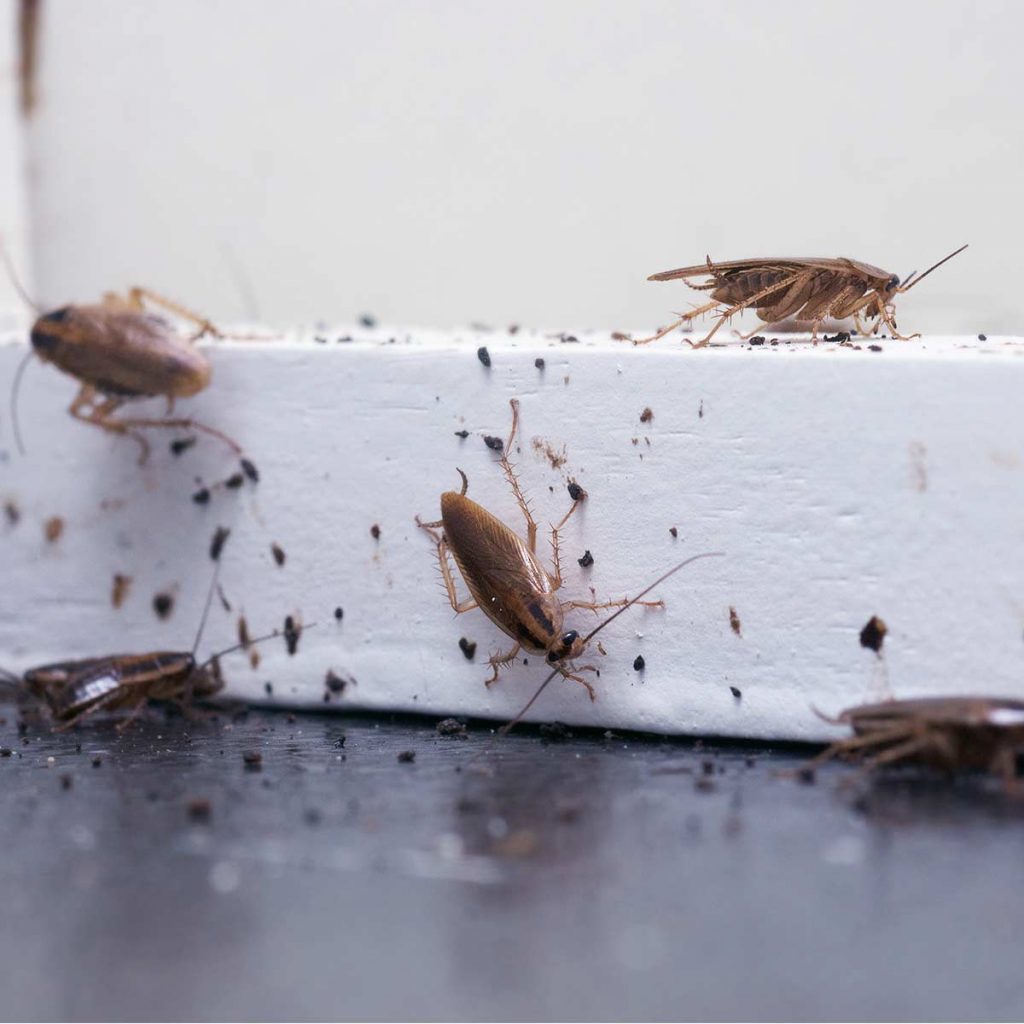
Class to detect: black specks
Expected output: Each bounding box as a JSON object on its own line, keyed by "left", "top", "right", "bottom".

{"left": 577, "top": 550, "right": 594, "bottom": 568}
{"left": 284, "top": 616, "right": 301, "bottom": 655}
{"left": 264, "top": 682, "right": 273, "bottom": 696}
{"left": 534, "top": 357, "right": 545, "bottom": 370}
{"left": 458, "top": 637, "right": 477, "bottom": 660}
{"left": 370, "top": 523, "right": 381, "bottom": 540}
{"left": 397, "top": 750, "right": 416, "bottom": 763}
{"left": 192, "top": 487, "right": 211, "bottom": 505}
{"left": 153, "top": 592, "right": 174, "bottom": 620}
{"left": 567, "top": 480, "right": 586, "bottom": 502}
{"left": 640, "top": 407, "right": 653, "bottom": 423}
{"left": 3, "top": 501, "right": 20, "bottom": 526}
{"left": 729, "top": 606, "right": 742, "bottom": 637}
{"left": 454, "top": 430, "right": 469, "bottom": 439}
{"left": 170, "top": 437, "right": 196, "bottom": 456}
{"left": 477, "top": 346, "right": 491, "bottom": 368}
{"left": 669, "top": 526, "right": 678, "bottom": 538}
{"left": 483, "top": 435, "right": 503, "bottom": 452}
{"left": 240, "top": 458, "right": 260, "bottom": 483}
{"left": 359, "top": 314, "right": 377, "bottom": 328}
{"left": 437, "top": 718, "right": 468, "bottom": 739}
{"left": 633, "top": 655, "right": 645, "bottom": 672}
{"left": 209, "top": 525, "right": 231, "bottom": 562}
{"left": 730, "top": 686, "right": 742, "bottom": 699}
{"left": 225, "top": 472, "right": 245, "bottom": 490}
{"left": 324, "top": 670, "right": 351, "bottom": 695}
{"left": 749, "top": 336, "right": 766, "bottom": 346}
{"left": 698, "top": 399, "right": 704, "bottom": 419}
{"left": 868, "top": 344, "right": 883, "bottom": 353}
{"left": 860, "top": 615, "right": 887, "bottom": 653}
{"left": 334, "top": 607, "right": 344, "bottom": 622}
{"left": 270, "top": 542, "right": 286, "bottom": 566}
{"left": 978, "top": 333, "right": 987, "bottom": 341}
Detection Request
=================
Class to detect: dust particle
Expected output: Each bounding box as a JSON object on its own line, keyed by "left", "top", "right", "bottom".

{"left": 170, "top": 437, "right": 196, "bottom": 456}
{"left": 370, "top": 523, "right": 381, "bottom": 540}
{"left": 111, "top": 574, "right": 132, "bottom": 609}
{"left": 477, "top": 346, "right": 491, "bottom": 368}
{"left": 436, "top": 718, "right": 468, "bottom": 739}
{"left": 633, "top": 655, "right": 645, "bottom": 671}
{"left": 397, "top": 750, "right": 416, "bottom": 763}
{"left": 270, "top": 542, "right": 286, "bottom": 566}
{"left": 567, "top": 480, "right": 587, "bottom": 502}
{"left": 859, "top": 615, "right": 887, "bottom": 653}
{"left": 730, "top": 686, "right": 742, "bottom": 699}
{"left": 729, "top": 606, "right": 742, "bottom": 637}
{"left": 192, "top": 487, "right": 211, "bottom": 505}
{"left": 3, "top": 501, "right": 19, "bottom": 526}
{"left": 187, "top": 797, "right": 212, "bottom": 821}
{"left": 454, "top": 429, "right": 469, "bottom": 439}
{"left": 324, "top": 670, "right": 350, "bottom": 694}
{"left": 240, "top": 458, "right": 260, "bottom": 483}
{"left": 577, "top": 550, "right": 594, "bottom": 568}
{"left": 209, "top": 525, "right": 231, "bottom": 561}
{"left": 44, "top": 516, "right": 64, "bottom": 543}
{"left": 534, "top": 357, "right": 545, "bottom": 370}
{"left": 284, "top": 615, "right": 301, "bottom": 655}
{"left": 640, "top": 407, "right": 654, "bottom": 423}
{"left": 225, "top": 472, "right": 245, "bottom": 490}
{"left": 458, "top": 637, "right": 477, "bottom": 660}
{"left": 669, "top": 526, "right": 678, "bottom": 538}
{"left": 153, "top": 592, "right": 174, "bottom": 620}
{"left": 242, "top": 750, "right": 263, "bottom": 771}
{"left": 483, "top": 435, "right": 503, "bottom": 452}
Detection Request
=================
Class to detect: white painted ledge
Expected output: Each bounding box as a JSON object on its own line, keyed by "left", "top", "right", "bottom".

{"left": 2, "top": 325, "right": 1023, "bottom": 741}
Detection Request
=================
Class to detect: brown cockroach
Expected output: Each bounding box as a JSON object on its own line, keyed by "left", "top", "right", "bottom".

{"left": 416, "top": 397, "right": 722, "bottom": 706}
{"left": 635, "top": 244, "right": 968, "bottom": 348}
{"left": 802, "top": 697, "right": 1024, "bottom": 791}
{"left": 2, "top": 240, "right": 247, "bottom": 464}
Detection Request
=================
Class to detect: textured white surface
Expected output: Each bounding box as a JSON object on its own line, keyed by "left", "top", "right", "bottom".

{"left": 2, "top": 327, "right": 1023, "bottom": 740}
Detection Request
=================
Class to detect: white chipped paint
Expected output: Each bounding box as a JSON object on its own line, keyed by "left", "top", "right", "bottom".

{"left": 1, "top": 327, "right": 1023, "bottom": 741}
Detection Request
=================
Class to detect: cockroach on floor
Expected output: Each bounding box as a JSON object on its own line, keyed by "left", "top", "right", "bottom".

{"left": 633, "top": 245, "right": 967, "bottom": 348}
{"left": 802, "top": 697, "right": 1024, "bottom": 791}
{"left": 416, "top": 398, "right": 722, "bottom": 702}
{"left": 2, "top": 240, "right": 248, "bottom": 464}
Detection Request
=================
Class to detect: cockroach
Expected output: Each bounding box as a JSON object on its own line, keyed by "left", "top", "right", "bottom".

{"left": 634, "top": 245, "right": 967, "bottom": 348}
{"left": 0, "top": 574, "right": 306, "bottom": 732}
{"left": 801, "top": 697, "right": 1024, "bottom": 791}
{"left": 2, "top": 239, "right": 248, "bottom": 464}
{"left": 416, "top": 397, "right": 722, "bottom": 703}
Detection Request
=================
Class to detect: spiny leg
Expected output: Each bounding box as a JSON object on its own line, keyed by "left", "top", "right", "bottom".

{"left": 124, "top": 287, "right": 223, "bottom": 341}
{"left": 689, "top": 272, "right": 807, "bottom": 349}
{"left": 414, "top": 516, "right": 477, "bottom": 614}
{"left": 631, "top": 299, "right": 721, "bottom": 346}
{"left": 558, "top": 664, "right": 598, "bottom": 701}
{"left": 69, "top": 388, "right": 150, "bottom": 463}
{"left": 564, "top": 596, "right": 664, "bottom": 614}
{"left": 793, "top": 724, "right": 916, "bottom": 776}
{"left": 548, "top": 497, "right": 582, "bottom": 589}
{"left": 485, "top": 643, "right": 522, "bottom": 687}
{"left": 498, "top": 398, "right": 538, "bottom": 552}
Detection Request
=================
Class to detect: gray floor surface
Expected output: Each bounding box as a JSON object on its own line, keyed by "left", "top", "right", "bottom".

{"left": 1, "top": 705, "right": 1023, "bottom": 1022}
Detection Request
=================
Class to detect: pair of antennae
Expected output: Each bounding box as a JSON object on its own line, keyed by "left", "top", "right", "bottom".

{"left": 497, "top": 551, "right": 724, "bottom": 738}
{"left": 899, "top": 243, "right": 968, "bottom": 292}
{"left": 1, "top": 236, "right": 39, "bottom": 457}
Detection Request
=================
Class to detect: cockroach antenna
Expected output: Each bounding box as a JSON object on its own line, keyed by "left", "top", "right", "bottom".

{"left": 896, "top": 244, "right": 968, "bottom": 293}
{"left": 497, "top": 552, "right": 723, "bottom": 737}
{"left": 1, "top": 235, "right": 40, "bottom": 456}
{"left": 195, "top": 622, "right": 318, "bottom": 673}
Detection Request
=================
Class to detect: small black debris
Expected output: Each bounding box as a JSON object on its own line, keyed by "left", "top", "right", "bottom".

{"left": 978, "top": 333, "right": 987, "bottom": 341}
{"left": 60, "top": 773, "right": 73, "bottom": 790}
{"left": 153, "top": 593, "right": 174, "bottom": 620}
{"left": 284, "top": 616, "right": 301, "bottom": 655}
{"left": 669, "top": 526, "right": 678, "bottom": 538}
{"left": 370, "top": 523, "right": 381, "bottom": 540}
{"left": 334, "top": 607, "right": 344, "bottom": 622}
{"left": 324, "top": 670, "right": 349, "bottom": 694}
{"left": 242, "top": 750, "right": 263, "bottom": 771}
{"left": 749, "top": 336, "right": 766, "bottom": 346}
{"left": 240, "top": 458, "right": 260, "bottom": 482}
{"left": 559, "top": 334, "right": 579, "bottom": 344}
{"left": 170, "top": 437, "right": 197, "bottom": 456}
{"left": 454, "top": 429, "right": 469, "bottom": 439}
{"left": 577, "top": 550, "right": 594, "bottom": 568}
{"left": 567, "top": 480, "right": 586, "bottom": 502}
{"left": 458, "top": 637, "right": 477, "bottom": 660}
{"left": 209, "top": 525, "right": 231, "bottom": 561}
{"left": 397, "top": 750, "right": 416, "bottom": 763}
{"left": 539, "top": 722, "right": 571, "bottom": 741}
{"left": 633, "top": 655, "right": 645, "bottom": 671}
{"left": 187, "top": 797, "right": 212, "bottom": 821}
{"left": 264, "top": 682, "right": 273, "bottom": 696}
{"left": 0, "top": 748, "right": 11, "bottom": 758}
{"left": 359, "top": 314, "right": 377, "bottom": 328}
{"left": 91, "top": 756, "right": 102, "bottom": 768}
{"left": 868, "top": 344, "right": 883, "bottom": 352}
{"left": 640, "top": 407, "right": 654, "bottom": 423}
{"left": 436, "top": 718, "right": 468, "bottom": 739}
{"left": 477, "top": 346, "right": 491, "bottom": 368}
{"left": 336, "top": 734, "right": 347, "bottom": 748}
{"left": 796, "top": 766, "right": 816, "bottom": 785}
{"left": 270, "top": 542, "right": 286, "bottom": 566}
{"left": 823, "top": 332, "right": 850, "bottom": 343}
{"left": 730, "top": 685, "right": 742, "bottom": 699}
{"left": 859, "top": 615, "right": 887, "bottom": 653}
{"left": 192, "top": 487, "right": 211, "bottom": 505}
{"left": 225, "top": 472, "right": 245, "bottom": 490}
{"left": 535, "top": 357, "right": 545, "bottom": 370}
{"left": 483, "top": 435, "right": 503, "bottom": 452}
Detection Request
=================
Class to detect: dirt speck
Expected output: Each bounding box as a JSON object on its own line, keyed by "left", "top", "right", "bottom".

{"left": 640, "top": 407, "right": 654, "bottom": 423}
{"left": 483, "top": 435, "right": 504, "bottom": 452}
{"left": 44, "top": 516, "right": 64, "bottom": 544}
{"left": 868, "top": 344, "right": 883, "bottom": 352}
{"left": 370, "top": 523, "right": 381, "bottom": 541}
{"left": 224, "top": 472, "right": 245, "bottom": 490}
{"left": 397, "top": 750, "right": 416, "bottom": 763}
{"left": 534, "top": 357, "right": 545, "bottom": 370}
{"left": 324, "top": 669, "right": 351, "bottom": 695}
{"left": 238, "top": 615, "right": 251, "bottom": 649}
{"left": 730, "top": 685, "right": 742, "bottom": 699}
{"left": 729, "top": 606, "right": 742, "bottom": 637}
{"left": 192, "top": 487, "right": 211, "bottom": 505}
{"left": 859, "top": 615, "right": 887, "bottom": 654}
{"left": 633, "top": 655, "right": 645, "bottom": 671}
{"left": 242, "top": 750, "right": 263, "bottom": 771}
{"left": 436, "top": 718, "right": 468, "bottom": 739}
{"left": 477, "top": 346, "right": 491, "bottom": 368}
{"left": 669, "top": 526, "right": 678, "bottom": 538}
{"left": 240, "top": 458, "right": 260, "bottom": 483}
{"left": 453, "top": 429, "right": 469, "bottom": 439}
{"left": 111, "top": 574, "right": 132, "bottom": 609}
{"left": 458, "top": 637, "right": 477, "bottom": 660}
{"left": 978, "top": 333, "right": 987, "bottom": 341}
{"left": 284, "top": 616, "right": 301, "bottom": 655}
{"left": 611, "top": 331, "right": 630, "bottom": 341}
{"left": 270, "top": 542, "right": 286, "bottom": 566}
{"left": 698, "top": 400, "right": 704, "bottom": 419}
{"left": 334, "top": 607, "right": 344, "bottom": 622}
{"left": 577, "top": 550, "right": 594, "bottom": 568}
{"left": 209, "top": 525, "right": 231, "bottom": 561}
{"left": 170, "top": 437, "right": 196, "bottom": 456}
{"left": 567, "top": 480, "right": 587, "bottom": 502}
{"left": 532, "top": 437, "right": 566, "bottom": 470}
{"left": 186, "top": 797, "right": 212, "bottom": 821}
{"left": 3, "top": 501, "right": 20, "bottom": 526}
{"left": 153, "top": 592, "right": 175, "bottom": 620}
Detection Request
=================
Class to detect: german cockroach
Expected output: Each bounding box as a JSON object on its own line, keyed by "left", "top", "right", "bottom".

{"left": 802, "top": 697, "right": 1024, "bottom": 791}
{"left": 2, "top": 240, "right": 248, "bottom": 463}
{"left": 416, "top": 398, "right": 722, "bottom": 704}
{"left": 635, "top": 245, "right": 968, "bottom": 347}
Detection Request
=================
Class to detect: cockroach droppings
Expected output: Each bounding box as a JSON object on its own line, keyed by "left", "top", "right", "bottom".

{"left": 397, "top": 750, "right": 416, "bottom": 763}
{"left": 153, "top": 592, "right": 174, "bottom": 620}
{"left": 4, "top": 501, "right": 21, "bottom": 526}
{"left": 44, "top": 516, "right": 64, "bottom": 544}
{"left": 729, "top": 606, "right": 742, "bottom": 637}
{"left": 483, "top": 435, "right": 503, "bottom": 452}
{"left": 437, "top": 718, "right": 468, "bottom": 739}
{"left": 187, "top": 797, "right": 212, "bottom": 821}
{"left": 633, "top": 655, "right": 645, "bottom": 671}
{"left": 111, "top": 573, "right": 132, "bottom": 609}
{"left": 567, "top": 480, "right": 587, "bottom": 502}
{"left": 669, "top": 526, "right": 678, "bottom": 539}
{"left": 458, "top": 637, "right": 477, "bottom": 660}
{"left": 535, "top": 357, "right": 545, "bottom": 370}
{"left": 334, "top": 607, "right": 344, "bottom": 622}
{"left": 242, "top": 750, "right": 263, "bottom": 771}
{"left": 477, "top": 346, "right": 491, "bottom": 368}
{"left": 577, "top": 550, "right": 594, "bottom": 568}
{"left": 225, "top": 472, "right": 245, "bottom": 490}
{"left": 240, "top": 458, "right": 260, "bottom": 482}
{"left": 270, "top": 542, "right": 286, "bottom": 566}
{"left": 859, "top": 615, "right": 887, "bottom": 653}
{"left": 640, "top": 407, "right": 654, "bottom": 424}
{"left": 730, "top": 686, "right": 742, "bottom": 700}
{"left": 370, "top": 523, "right": 381, "bottom": 541}
{"left": 209, "top": 525, "right": 231, "bottom": 562}
{"left": 454, "top": 429, "right": 469, "bottom": 439}
{"left": 192, "top": 487, "right": 211, "bottom": 505}
{"left": 264, "top": 682, "right": 273, "bottom": 696}
{"left": 324, "top": 670, "right": 349, "bottom": 695}
{"left": 284, "top": 616, "right": 300, "bottom": 656}
{"left": 359, "top": 314, "right": 376, "bottom": 328}
{"left": 170, "top": 437, "right": 197, "bottom": 456}
{"left": 978, "top": 333, "right": 987, "bottom": 341}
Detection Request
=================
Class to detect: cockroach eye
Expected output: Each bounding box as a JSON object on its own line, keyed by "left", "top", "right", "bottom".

{"left": 560, "top": 630, "right": 579, "bottom": 650}
{"left": 886, "top": 275, "right": 900, "bottom": 291}
{"left": 30, "top": 308, "right": 70, "bottom": 353}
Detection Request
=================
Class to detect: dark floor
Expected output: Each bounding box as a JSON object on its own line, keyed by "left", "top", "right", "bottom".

{"left": 2, "top": 704, "right": 1024, "bottom": 1023}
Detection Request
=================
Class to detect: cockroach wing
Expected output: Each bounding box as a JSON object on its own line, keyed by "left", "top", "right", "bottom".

{"left": 647, "top": 257, "right": 890, "bottom": 285}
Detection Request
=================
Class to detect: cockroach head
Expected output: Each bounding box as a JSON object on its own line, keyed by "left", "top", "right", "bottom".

{"left": 547, "top": 629, "right": 583, "bottom": 663}
{"left": 190, "top": 657, "right": 224, "bottom": 698}
{"left": 30, "top": 307, "right": 71, "bottom": 357}
{"left": 885, "top": 274, "right": 900, "bottom": 293}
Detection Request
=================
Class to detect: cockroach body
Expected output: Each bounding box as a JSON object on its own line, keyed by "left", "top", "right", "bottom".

{"left": 805, "top": 696, "right": 1024, "bottom": 790}
{"left": 417, "top": 398, "right": 721, "bottom": 702}
{"left": 636, "top": 245, "right": 967, "bottom": 348}
{"left": 22, "top": 651, "right": 223, "bottom": 732}
{"left": 19, "top": 289, "right": 240, "bottom": 463}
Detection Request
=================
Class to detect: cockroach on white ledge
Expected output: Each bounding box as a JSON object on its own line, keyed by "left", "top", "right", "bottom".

{"left": 634, "top": 244, "right": 968, "bottom": 348}
{"left": 801, "top": 696, "right": 1024, "bottom": 792}
{"left": 416, "top": 398, "right": 722, "bottom": 720}
{"left": 2, "top": 239, "right": 252, "bottom": 464}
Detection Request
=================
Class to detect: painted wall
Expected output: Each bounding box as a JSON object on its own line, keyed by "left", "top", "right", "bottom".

{"left": 18, "top": 1, "right": 1024, "bottom": 332}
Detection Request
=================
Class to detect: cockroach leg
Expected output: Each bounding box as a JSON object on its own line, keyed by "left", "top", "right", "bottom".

{"left": 69, "top": 387, "right": 150, "bottom": 462}
{"left": 557, "top": 665, "right": 597, "bottom": 701}
{"left": 485, "top": 643, "right": 522, "bottom": 686}
{"left": 415, "top": 515, "right": 478, "bottom": 614}
{"left": 564, "top": 596, "right": 664, "bottom": 614}
{"left": 547, "top": 498, "right": 582, "bottom": 589}
{"left": 122, "top": 287, "right": 223, "bottom": 341}
{"left": 499, "top": 399, "right": 538, "bottom": 552}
